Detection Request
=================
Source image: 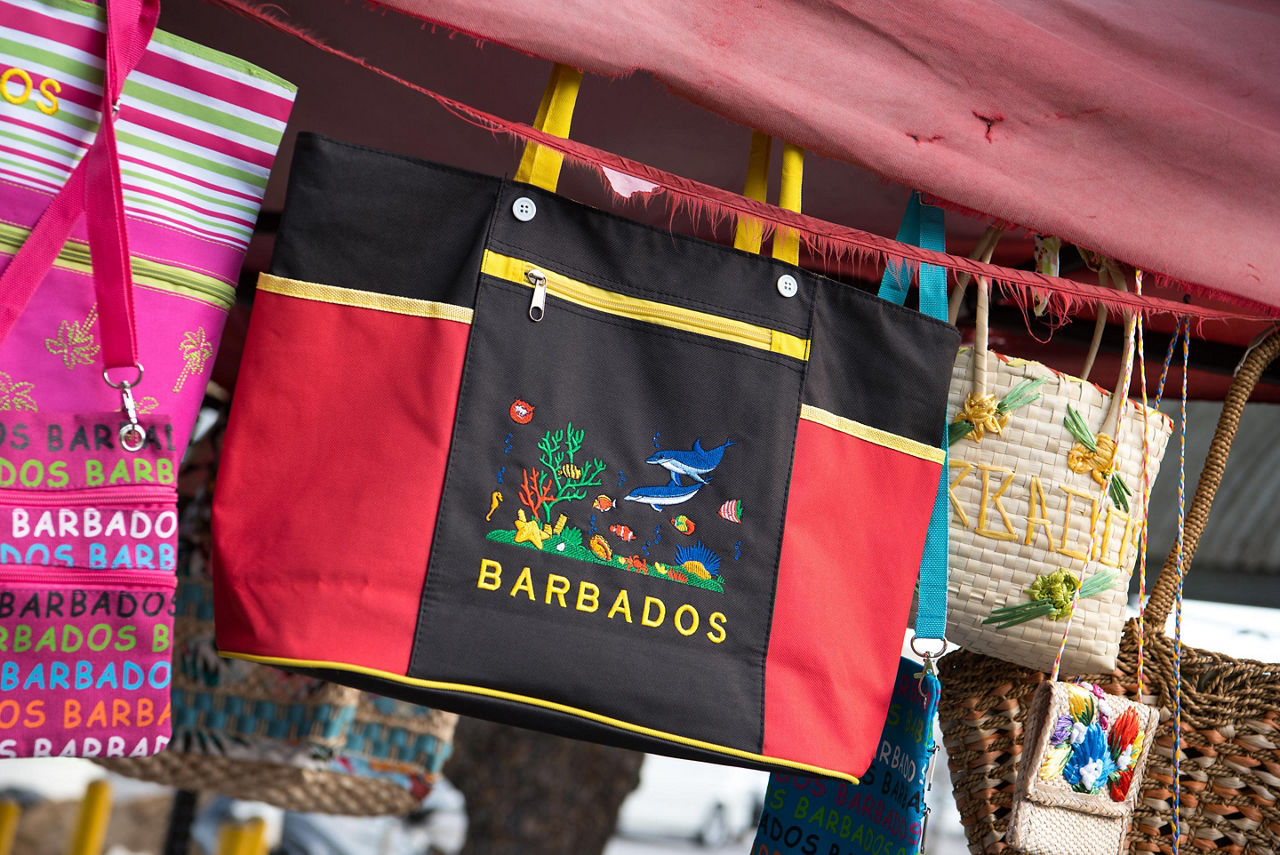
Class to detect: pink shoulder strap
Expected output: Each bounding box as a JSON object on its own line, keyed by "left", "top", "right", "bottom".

{"left": 0, "top": 0, "right": 160, "bottom": 373}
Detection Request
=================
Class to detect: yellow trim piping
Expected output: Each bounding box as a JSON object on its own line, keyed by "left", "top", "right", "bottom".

{"left": 481, "top": 251, "right": 810, "bottom": 361}
{"left": 800, "top": 404, "right": 945, "bottom": 464}
{"left": 257, "top": 274, "right": 473, "bottom": 323}
{"left": 220, "top": 649, "right": 859, "bottom": 784}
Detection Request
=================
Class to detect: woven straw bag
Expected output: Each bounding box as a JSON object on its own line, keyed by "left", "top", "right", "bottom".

{"left": 937, "top": 328, "right": 1280, "bottom": 855}
{"left": 100, "top": 405, "right": 457, "bottom": 816}
{"left": 946, "top": 283, "right": 1172, "bottom": 675}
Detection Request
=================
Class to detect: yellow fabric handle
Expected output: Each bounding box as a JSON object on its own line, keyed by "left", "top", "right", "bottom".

{"left": 515, "top": 63, "right": 583, "bottom": 192}
{"left": 732, "top": 131, "right": 772, "bottom": 253}
{"left": 771, "top": 142, "right": 805, "bottom": 265}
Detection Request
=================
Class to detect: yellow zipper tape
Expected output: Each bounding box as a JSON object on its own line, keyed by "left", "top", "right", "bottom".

{"left": 257, "top": 274, "right": 474, "bottom": 323}
{"left": 800, "top": 404, "right": 945, "bottom": 464}
{"left": 481, "top": 250, "right": 810, "bottom": 361}
{"left": 220, "top": 649, "right": 859, "bottom": 784}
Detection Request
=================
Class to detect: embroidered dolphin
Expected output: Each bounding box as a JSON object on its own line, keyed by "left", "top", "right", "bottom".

{"left": 622, "top": 481, "right": 705, "bottom": 511}
{"left": 645, "top": 438, "right": 735, "bottom": 485}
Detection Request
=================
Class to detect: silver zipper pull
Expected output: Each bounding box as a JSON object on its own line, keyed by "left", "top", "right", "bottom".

{"left": 526, "top": 269, "right": 548, "bottom": 322}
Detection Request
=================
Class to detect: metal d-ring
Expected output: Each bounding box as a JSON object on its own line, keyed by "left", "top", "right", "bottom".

{"left": 102, "top": 363, "right": 144, "bottom": 390}
{"left": 910, "top": 636, "right": 948, "bottom": 660}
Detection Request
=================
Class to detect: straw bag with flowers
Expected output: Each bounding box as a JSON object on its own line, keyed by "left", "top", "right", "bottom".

{"left": 938, "top": 328, "right": 1280, "bottom": 854}
{"left": 945, "top": 274, "right": 1172, "bottom": 676}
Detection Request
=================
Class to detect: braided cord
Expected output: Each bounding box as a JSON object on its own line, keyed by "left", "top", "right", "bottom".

{"left": 1134, "top": 278, "right": 1182, "bottom": 697}
{"left": 1135, "top": 274, "right": 1150, "bottom": 697}
{"left": 1172, "top": 321, "right": 1190, "bottom": 854}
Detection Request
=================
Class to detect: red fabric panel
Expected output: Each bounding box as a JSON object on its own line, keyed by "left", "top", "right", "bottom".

{"left": 212, "top": 293, "right": 469, "bottom": 674}
{"left": 373, "top": 0, "right": 1280, "bottom": 312}
{"left": 763, "top": 420, "right": 940, "bottom": 775}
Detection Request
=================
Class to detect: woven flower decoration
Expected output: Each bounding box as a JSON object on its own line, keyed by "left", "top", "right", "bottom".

{"left": 955, "top": 392, "right": 1007, "bottom": 442}
{"left": 1063, "top": 406, "right": 1132, "bottom": 511}
{"left": 948, "top": 377, "right": 1047, "bottom": 446}
{"left": 1038, "top": 682, "right": 1143, "bottom": 801}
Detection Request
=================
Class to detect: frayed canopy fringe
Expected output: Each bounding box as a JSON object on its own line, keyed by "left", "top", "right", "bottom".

{"left": 206, "top": 0, "right": 1272, "bottom": 325}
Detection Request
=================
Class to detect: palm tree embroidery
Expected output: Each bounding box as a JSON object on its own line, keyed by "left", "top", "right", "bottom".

{"left": 0, "top": 372, "right": 37, "bottom": 412}
{"left": 173, "top": 327, "right": 213, "bottom": 393}
{"left": 45, "top": 304, "right": 100, "bottom": 369}
{"left": 136, "top": 396, "right": 159, "bottom": 415}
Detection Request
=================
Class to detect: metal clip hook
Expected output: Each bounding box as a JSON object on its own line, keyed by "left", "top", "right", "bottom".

{"left": 104, "top": 364, "right": 146, "bottom": 453}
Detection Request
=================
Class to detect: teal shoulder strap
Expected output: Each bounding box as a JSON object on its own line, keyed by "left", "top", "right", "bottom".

{"left": 877, "top": 192, "right": 948, "bottom": 642}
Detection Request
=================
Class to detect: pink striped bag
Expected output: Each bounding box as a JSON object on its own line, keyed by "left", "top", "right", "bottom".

{"left": 0, "top": 0, "right": 294, "bottom": 758}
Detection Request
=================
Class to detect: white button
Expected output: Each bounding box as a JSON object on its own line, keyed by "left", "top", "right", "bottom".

{"left": 512, "top": 196, "right": 537, "bottom": 221}
{"left": 776, "top": 274, "right": 799, "bottom": 298}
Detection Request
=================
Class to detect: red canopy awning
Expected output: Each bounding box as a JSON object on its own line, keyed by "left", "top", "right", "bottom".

{"left": 373, "top": 0, "right": 1280, "bottom": 313}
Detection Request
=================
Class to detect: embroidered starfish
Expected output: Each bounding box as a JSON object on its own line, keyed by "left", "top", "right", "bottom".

{"left": 512, "top": 510, "right": 548, "bottom": 550}
{"left": 0, "top": 372, "right": 37, "bottom": 412}
{"left": 45, "top": 304, "right": 100, "bottom": 369}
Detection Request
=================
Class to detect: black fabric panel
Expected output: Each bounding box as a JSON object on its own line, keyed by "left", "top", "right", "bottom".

{"left": 806, "top": 281, "right": 960, "bottom": 446}
{"left": 270, "top": 134, "right": 500, "bottom": 307}
{"left": 411, "top": 262, "right": 806, "bottom": 754}
{"left": 287, "top": 664, "right": 797, "bottom": 776}
{"left": 490, "top": 182, "right": 813, "bottom": 336}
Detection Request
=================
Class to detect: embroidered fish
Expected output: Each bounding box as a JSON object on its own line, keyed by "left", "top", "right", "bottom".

{"left": 485, "top": 491, "right": 503, "bottom": 522}
{"left": 593, "top": 494, "right": 616, "bottom": 512}
{"left": 671, "top": 514, "right": 695, "bottom": 534}
{"left": 609, "top": 524, "right": 636, "bottom": 542}
{"left": 718, "top": 499, "right": 743, "bottom": 523}
{"left": 623, "top": 481, "right": 704, "bottom": 511}
{"left": 646, "top": 438, "right": 734, "bottom": 485}
{"left": 510, "top": 399, "right": 535, "bottom": 424}
{"left": 589, "top": 534, "right": 612, "bottom": 561}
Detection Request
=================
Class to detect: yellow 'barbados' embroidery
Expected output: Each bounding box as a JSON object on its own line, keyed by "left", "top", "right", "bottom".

{"left": 45, "top": 304, "right": 99, "bottom": 369}
{"left": 0, "top": 372, "right": 37, "bottom": 412}
{"left": 173, "top": 327, "right": 213, "bottom": 393}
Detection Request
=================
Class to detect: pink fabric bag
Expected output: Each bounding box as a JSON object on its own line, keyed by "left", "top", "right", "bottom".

{"left": 0, "top": 0, "right": 295, "bottom": 758}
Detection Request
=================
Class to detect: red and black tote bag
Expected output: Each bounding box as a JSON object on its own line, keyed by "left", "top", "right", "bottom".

{"left": 211, "top": 133, "right": 959, "bottom": 783}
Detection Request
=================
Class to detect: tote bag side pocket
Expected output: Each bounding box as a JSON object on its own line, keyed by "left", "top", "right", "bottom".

{"left": 764, "top": 277, "right": 958, "bottom": 776}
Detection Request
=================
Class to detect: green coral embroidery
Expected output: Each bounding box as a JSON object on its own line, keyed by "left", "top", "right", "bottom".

{"left": 983, "top": 568, "right": 1121, "bottom": 629}
{"left": 535, "top": 422, "right": 606, "bottom": 525}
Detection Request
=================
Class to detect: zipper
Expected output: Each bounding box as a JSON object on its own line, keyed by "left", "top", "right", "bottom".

{"left": 0, "top": 223, "right": 234, "bottom": 311}
{"left": 0, "top": 486, "right": 175, "bottom": 507}
{"left": 482, "top": 250, "right": 810, "bottom": 360}
{"left": 527, "top": 268, "right": 548, "bottom": 321}
{"left": 0, "top": 568, "right": 176, "bottom": 588}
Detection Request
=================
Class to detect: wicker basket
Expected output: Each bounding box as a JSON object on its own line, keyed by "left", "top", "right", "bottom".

{"left": 938, "top": 330, "right": 1280, "bottom": 855}
{"left": 99, "top": 406, "right": 457, "bottom": 816}
{"left": 946, "top": 283, "right": 1172, "bottom": 675}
